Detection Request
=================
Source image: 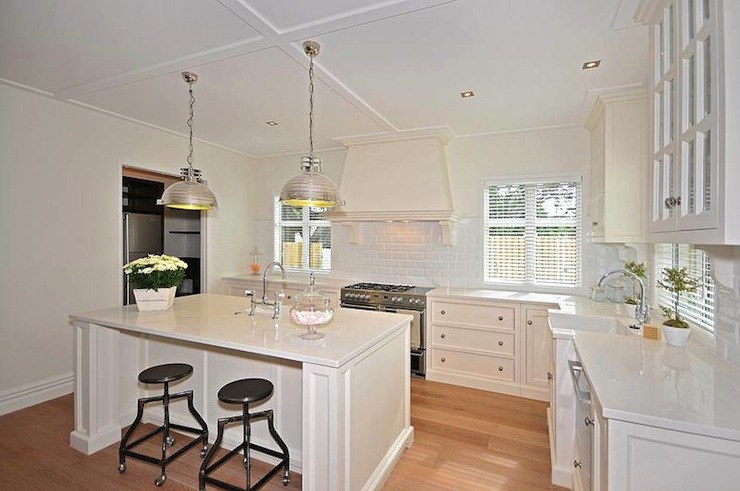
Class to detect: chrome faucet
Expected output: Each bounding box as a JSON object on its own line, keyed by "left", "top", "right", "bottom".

{"left": 598, "top": 269, "right": 650, "bottom": 327}
{"left": 262, "top": 261, "right": 286, "bottom": 304}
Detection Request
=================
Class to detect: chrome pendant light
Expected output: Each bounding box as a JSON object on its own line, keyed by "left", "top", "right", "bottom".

{"left": 158, "top": 71, "right": 218, "bottom": 211}
{"left": 280, "top": 41, "right": 344, "bottom": 209}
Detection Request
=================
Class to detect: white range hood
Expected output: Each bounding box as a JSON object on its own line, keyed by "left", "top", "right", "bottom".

{"left": 327, "top": 133, "right": 462, "bottom": 245}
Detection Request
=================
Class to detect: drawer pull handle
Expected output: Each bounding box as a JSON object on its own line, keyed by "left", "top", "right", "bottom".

{"left": 574, "top": 460, "right": 582, "bottom": 468}
{"left": 441, "top": 334, "right": 446, "bottom": 339}
{"left": 498, "top": 315, "right": 504, "bottom": 321}
{"left": 498, "top": 341, "right": 504, "bottom": 346}
{"left": 547, "top": 372, "right": 553, "bottom": 381}
{"left": 441, "top": 310, "right": 446, "bottom": 315}
{"left": 585, "top": 417, "right": 594, "bottom": 427}
{"left": 498, "top": 366, "right": 504, "bottom": 371}
{"left": 527, "top": 320, "right": 533, "bottom": 325}
{"left": 441, "top": 358, "right": 446, "bottom": 362}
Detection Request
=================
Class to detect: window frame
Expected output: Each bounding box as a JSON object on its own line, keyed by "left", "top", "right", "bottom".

{"left": 481, "top": 173, "right": 584, "bottom": 294}
{"left": 273, "top": 197, "right": 332, "bottom": 273}
{"left": 654, "top": 243, "right": 715, "bottom": 333}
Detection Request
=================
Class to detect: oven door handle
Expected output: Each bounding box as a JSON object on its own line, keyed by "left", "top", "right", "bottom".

{"left": 340, "top": 303, "right": 380, "bottom": 311}
{"left": 568, "top": 360, "right": 591, "bottom": 404}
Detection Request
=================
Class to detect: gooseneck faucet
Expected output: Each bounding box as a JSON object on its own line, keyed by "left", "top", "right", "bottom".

{"left": 262, "top": 261, "right": 286, "bottom": 304}
{"left": 598, "top": 269, "right": 650, "bottom": 327}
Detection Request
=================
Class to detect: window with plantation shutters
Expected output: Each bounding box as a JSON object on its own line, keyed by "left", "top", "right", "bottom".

{"left": 655, "top": 243, "right": 714, "bottom": 332}
{"left": 274, "top": 198, "right": 331, "bottom": 272}
{"left": 484, "top": 178, "right": 582, "bottom": 288}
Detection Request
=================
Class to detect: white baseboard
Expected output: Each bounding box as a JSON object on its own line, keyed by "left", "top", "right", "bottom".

{"left": 426, "top": 369, "right": 522, "bottom": 397}
{"left": 363, "top": 426, "right": 414, "bottom": 491}
{"left": 0, "top": 371, "right": 74, "bottom": 416}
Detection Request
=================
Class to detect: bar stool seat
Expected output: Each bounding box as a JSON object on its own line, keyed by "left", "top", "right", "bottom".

{"left": 119, "top": 363, "right": 209, "bottom": 487}
{"left": 200, "top": 378, "right": 290, "bottom": 491}
{"left": 139, "top": 363, "right": 193, "bottom": 384}
{"left": 218, "top": 378, "right": 273, "bottom": 404}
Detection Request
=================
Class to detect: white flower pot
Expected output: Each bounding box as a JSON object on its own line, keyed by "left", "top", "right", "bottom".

{"left": 623, "top": 303, "right": 637, "bottom": 318}
{"left": 662, "top": 324, "right": 691, "bottom": 347}
{"left": 133, "top": 286, "right": 177, "bottom": 311}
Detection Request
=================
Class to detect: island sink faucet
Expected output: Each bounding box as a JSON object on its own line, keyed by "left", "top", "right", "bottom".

{"left": 240, "top": 261, "right": 287, "bottom": 319}
{"left": 598, "top": 269, "right": 650, "bottom": 327}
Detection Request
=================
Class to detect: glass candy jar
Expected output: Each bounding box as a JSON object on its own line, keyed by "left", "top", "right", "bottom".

{"left": 289, "top": 274, "right": 334, "bottom": 340}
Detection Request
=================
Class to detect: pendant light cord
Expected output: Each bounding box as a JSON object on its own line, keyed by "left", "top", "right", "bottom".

{"left": 187, "top": 81, "right": 195, "bottom": 178}
{"left": 308, "top": 51, "right": 315, "bottom": 159}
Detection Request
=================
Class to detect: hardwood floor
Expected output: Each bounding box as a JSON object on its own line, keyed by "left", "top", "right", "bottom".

{"left": 384, "top": 378, "right": 566, "bottom": 490}
{"left": 0, "top": 379, "right": 564, "bottom": 490}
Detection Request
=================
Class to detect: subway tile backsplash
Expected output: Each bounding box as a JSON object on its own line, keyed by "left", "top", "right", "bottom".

{"left": 330, "top": 220, "right": 624, "bottom": 289}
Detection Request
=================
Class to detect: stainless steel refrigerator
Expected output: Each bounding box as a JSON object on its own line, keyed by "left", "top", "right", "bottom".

{"left": 123, "top": 213, "right": 163, "bottom": 305}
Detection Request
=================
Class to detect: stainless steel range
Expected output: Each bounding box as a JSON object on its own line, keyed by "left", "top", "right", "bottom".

{"left": 340, "top": 282, "right": 433, "bottom": 377}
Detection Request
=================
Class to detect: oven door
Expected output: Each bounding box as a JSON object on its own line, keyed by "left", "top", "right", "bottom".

{"left": 381, "top": 307, "right": 426, "bottom": 377}
{"left": 380, "top": 307, "right": 424, "bottom": 350}
{"left": 340, "top": 302, "right": 380, "bottom": 311}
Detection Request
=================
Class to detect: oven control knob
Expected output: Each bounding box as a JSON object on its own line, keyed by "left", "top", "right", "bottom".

{"left": 364, "top": 294, "right": 371, "bottom": 300}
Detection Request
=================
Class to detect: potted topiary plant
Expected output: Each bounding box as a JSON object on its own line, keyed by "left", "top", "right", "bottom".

{"left": 657, "top": 266, "right": 700, "bottom": 347}
{"left": 123, "top": 254, "right": 188, "bottom": 311}
{"left": 623, "top": 260, "right": 647, "bottom": 317}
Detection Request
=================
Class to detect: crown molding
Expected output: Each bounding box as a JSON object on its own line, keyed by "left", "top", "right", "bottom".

{"left": 634, "top": 0, "right": 663, "bottom": 24}
{"left": 333, "top": 126, "right": 453, "bottom": 147}
{"left": 579, "top": 83, "right": 646, "bottom": 127}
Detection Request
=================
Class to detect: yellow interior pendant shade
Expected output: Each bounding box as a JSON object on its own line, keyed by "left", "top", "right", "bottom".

{"left": 279, "top": 41, "right": 345, "bottom": 209}
{"left": 159, "top": 174, "right": 218, "bottom": 210}
{"left": 280, "top": 156, "right": 342, "bottom": 208}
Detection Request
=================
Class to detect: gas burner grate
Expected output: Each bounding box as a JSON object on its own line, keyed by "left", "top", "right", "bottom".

{"left": 344, "top": 283, "right": 415, "bottom": 293}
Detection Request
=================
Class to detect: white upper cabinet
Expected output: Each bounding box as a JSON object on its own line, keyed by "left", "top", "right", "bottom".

{"left": 586, "top": 90, "right": 648, "bottom": 243}
{"left": 639, "top": 0, "right": 740, "bottom": 244}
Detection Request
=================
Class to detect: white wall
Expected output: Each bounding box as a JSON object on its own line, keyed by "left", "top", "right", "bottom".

{"left": 0, "top": 83, "right": 256, "bottom": 400}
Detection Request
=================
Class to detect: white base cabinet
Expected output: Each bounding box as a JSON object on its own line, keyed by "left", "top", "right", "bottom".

{"left": 427, "top": 296, "right": 556, "bottom": 401}
{"left": 595, "top": 410, "right": 740, "bottom": 491}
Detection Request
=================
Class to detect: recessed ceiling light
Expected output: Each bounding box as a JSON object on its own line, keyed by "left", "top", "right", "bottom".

{"left": 265, "top": 121, "right": 279, "bottom": 126}
{"left": 582, "top": 60, "right": 601, "bottom": 70}
{"left": 460, "top": 90, "right": 475, "bottom": 98}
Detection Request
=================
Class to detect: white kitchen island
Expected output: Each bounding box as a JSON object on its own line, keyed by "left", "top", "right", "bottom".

{"left": 69, "top": 294, "right": 413, "bottom": 490}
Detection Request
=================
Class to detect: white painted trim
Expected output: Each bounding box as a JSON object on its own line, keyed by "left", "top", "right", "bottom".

{"left": 333, "top": 126, "right": 453, "bottom": 146}
{"left": 361, "top": 426, "right": 414, "bottom": 491}
{"left": 454, "top": 123, "right": 576, "bottom": 140}
{"left": 578, "top": 82, "right": 645, "bottom": 127}
{"left": 0, "top": 371, "right": 74, "bottom": 416}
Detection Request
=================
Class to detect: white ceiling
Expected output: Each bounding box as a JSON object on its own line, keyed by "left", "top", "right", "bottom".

{"left": 0, "top": 0, "right": 648, "bottom": 157}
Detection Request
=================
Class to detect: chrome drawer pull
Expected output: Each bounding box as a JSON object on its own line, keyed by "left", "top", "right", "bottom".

{"left": 498, "top": 341, "right": 504, "bottom": 346}
{"left": 585, "top": 417, "right": 594, "bottom": 427}
{"left": 441, "top": 310, "right": 446, "bottom": 315}
{"left": 441, "top": 358, "right": 446, "bottom": 362}
{"left": 498, "top": 315, "right": 504, "bottom": 321}
{"left": 441, "top": 334, "right": 446, "bottom": 339}
{"left": 574, "top": 460, "right": 582, "bottom": 468}
{"left": 498, "top": 366, "right": 504, "bottom": 371}
{"left": 527, "top": 320, "right": 533, "bottom": 325}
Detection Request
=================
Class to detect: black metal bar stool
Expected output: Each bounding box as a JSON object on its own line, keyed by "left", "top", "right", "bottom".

{"left": 118, "top": 363, "right": 209, "bottom": 487}
{"left": 199, "top": 378, "right": 290, "bottom": 491}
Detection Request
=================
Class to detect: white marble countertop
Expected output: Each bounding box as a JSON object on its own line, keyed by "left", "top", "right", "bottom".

{"left": 575, "top": 330, "right": 740, "bottom": 441}
{"left": 70, "top": 294, "right": 411, "bottom": 368}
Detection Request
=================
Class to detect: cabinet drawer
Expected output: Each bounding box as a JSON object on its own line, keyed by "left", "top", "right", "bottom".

{"left": 432, "top": 325, "right": 514, "bottom": 356}
{"left": 431, "top": 301, "right": 515, "bottom": 330}
{"left": 431, "top": 349, "right": 515, "bottom": 382}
